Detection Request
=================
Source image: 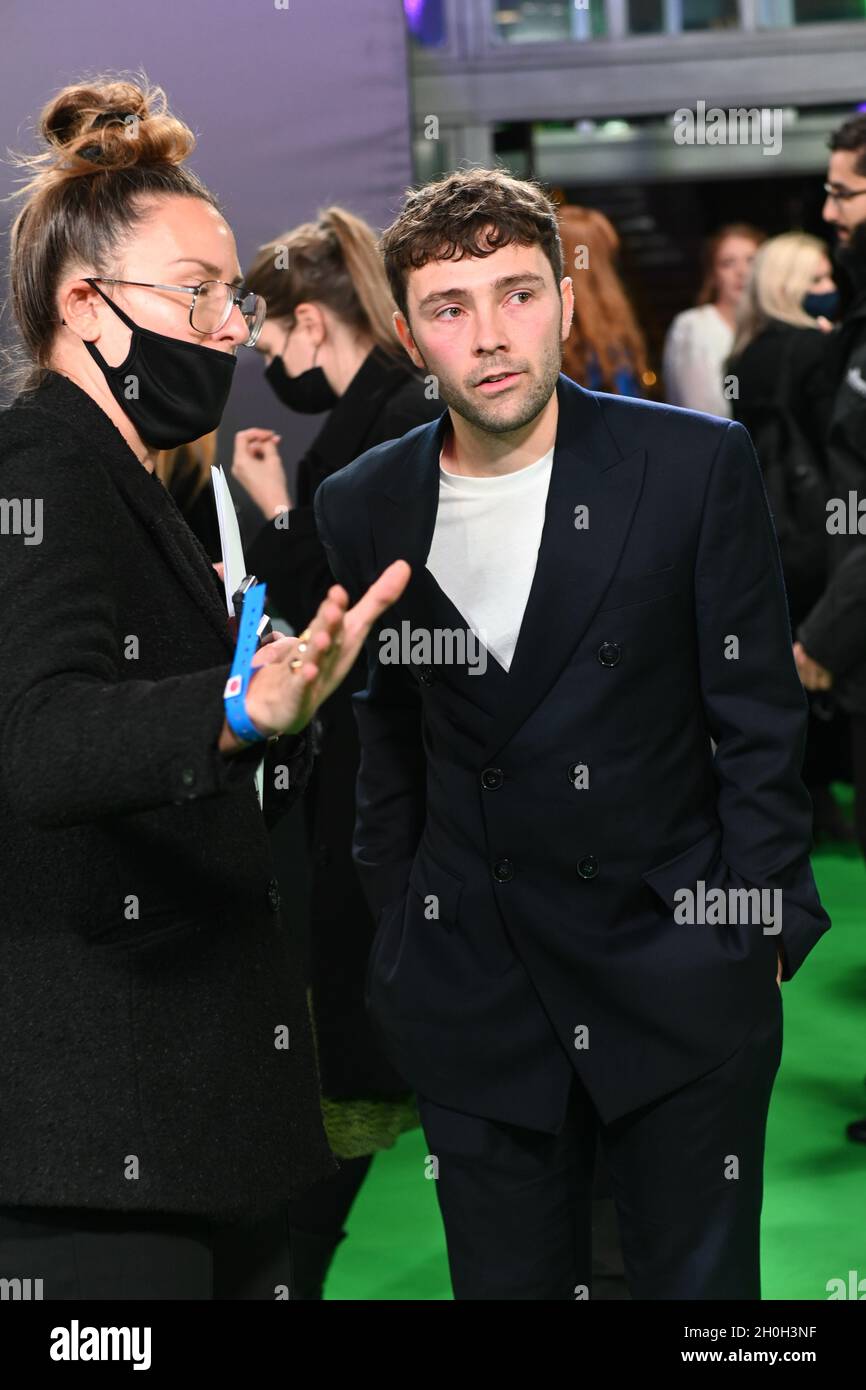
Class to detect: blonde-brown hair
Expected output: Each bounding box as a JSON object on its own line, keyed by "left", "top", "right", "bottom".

{"left": 730, "top": 232, "right": 831, "bottom": 361}
{"left": 244, "top": 207, "right": 404, "bottom": 360}
{"left": 5, "top": 73, "right": 218, "bottom": 393}
{"left": 557, "top": 204, "right": 649, "bottom": 393}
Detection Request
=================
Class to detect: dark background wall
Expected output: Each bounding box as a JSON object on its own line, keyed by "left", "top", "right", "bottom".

{"left": 0, "top": 0, "right": 415, "bottom": 538}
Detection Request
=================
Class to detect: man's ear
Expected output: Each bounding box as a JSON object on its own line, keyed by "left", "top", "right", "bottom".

{"left": 560, "top": 276, "right": 575, "bottom": 340}
{"left": 393, "top": 308, "right": 424, "bottom": 369}
{"left": 58, "top": 278, "right": 103, "bottom": 339}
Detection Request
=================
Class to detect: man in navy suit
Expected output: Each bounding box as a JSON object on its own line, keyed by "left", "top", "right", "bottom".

{"left": 314, "top": 168, "right": 830, "bottom": 1300}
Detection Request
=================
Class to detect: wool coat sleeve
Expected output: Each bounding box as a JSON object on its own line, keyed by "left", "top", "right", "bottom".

{"left": 0, "top": 444, "right": 309, "bottom": 831}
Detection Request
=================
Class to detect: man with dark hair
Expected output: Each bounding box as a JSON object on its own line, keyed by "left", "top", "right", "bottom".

{"left": 315, "top": 168, "right": 830, "bottom": 1299}
{"left": 795, "top": 114, "right": 866, "bottom": 1146}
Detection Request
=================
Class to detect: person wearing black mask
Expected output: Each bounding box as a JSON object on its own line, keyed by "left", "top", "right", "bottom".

{"left": 728, "top": 233, "right": 849, "bottom": 845}
{"left": 0, "top": 78, "right": 407, "bottom": 1299}
{"left": 793, "top": 114, "right": 866, "bottom": 1146}
{"left": 231, "top": 207, "right": 442, "bottom": 1297}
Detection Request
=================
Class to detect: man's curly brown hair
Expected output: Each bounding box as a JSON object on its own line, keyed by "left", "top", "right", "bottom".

{"left": 380, "top": 167, "right": 564, "bottom": 324}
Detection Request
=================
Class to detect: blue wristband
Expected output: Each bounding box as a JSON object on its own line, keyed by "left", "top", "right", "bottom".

{"left": 223, "top": 581, "right": 269, "bottom": 743}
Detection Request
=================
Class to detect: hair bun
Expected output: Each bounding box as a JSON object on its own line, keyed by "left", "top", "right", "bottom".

{"left": 38, "top": 75, "right": 195, "bottom": 177}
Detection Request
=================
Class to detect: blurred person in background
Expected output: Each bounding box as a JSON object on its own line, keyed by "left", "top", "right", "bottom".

{"left": 229, "top": 207, "right": 442, "bottom": 1296}
{"left": 728, "top": 232, "right": 851, "bottom": 846}
{"left": 793, "top": 113, "right": 866, "bottom": 1146}
{"left": 663, "top": 223, "right": 765, "bottom": 417}
{"left": 557, "top": 204, "right": 652, "bottom": 398}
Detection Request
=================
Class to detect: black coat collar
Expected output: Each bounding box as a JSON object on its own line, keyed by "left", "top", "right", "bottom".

{"left": 309, "top": 346, "right": 425, "bottom": 472}
{"left": 17, "top": 371, "right": 234, "bottom": 654}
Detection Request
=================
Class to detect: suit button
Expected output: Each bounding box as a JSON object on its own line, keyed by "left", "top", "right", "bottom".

{"left": 267, "top": 878, "right": 281, "bottom": 913}
{"left": 419, "top": 665, "right": 435, "bottom": 686}
{"left": 481, "top": 767, "right": 503, "bottom": 790}
{"left": 577, "top": 855, "right": 599, "bottom": 879}
{"left": 180, "top": 767, "right": 196, "bottom": 789}
{"left": 493, "top": 858, "right": 514, "bottom": 882}
{"left": 597, "top": 642, "right": 621, "bottom": 667}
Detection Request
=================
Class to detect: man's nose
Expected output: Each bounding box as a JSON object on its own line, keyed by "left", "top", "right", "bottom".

{"left": 472, "top": 311, "right": 508, "bottom": 355}
{"left": 822, "top": 195, "right": 838, "bottom": 224}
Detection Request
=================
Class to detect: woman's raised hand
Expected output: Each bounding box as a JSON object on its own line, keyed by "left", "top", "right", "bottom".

{"left": 245, "top": 561, "right": 410, "bottom": 737}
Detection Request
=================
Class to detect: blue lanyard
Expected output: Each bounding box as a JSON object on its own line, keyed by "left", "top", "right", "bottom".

{"left": 223, "top": 580, "right": 268, "bottom": 743}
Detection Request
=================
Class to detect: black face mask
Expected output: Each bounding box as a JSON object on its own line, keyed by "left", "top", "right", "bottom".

{"left": 83, "top": 284, "right": 236, "bottom": 449}
{"left": 264, "top": 354, "right": 339, "bottom": 414}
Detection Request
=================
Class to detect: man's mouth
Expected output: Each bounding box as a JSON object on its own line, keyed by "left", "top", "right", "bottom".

{"left": 474, "top": 370, "right": 523, "bottom": 393}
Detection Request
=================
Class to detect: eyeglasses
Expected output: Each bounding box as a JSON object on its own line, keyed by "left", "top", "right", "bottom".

{"left": 85, "top": 276, "right": 267, "bottom": 347}
{"left": 823, "top": 182, "right": 866, "bottom": 206}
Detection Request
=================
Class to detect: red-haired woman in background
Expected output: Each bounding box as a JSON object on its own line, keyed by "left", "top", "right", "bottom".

{"left": 663, "top": 222, "right": 765, "bottom": 417}
{"left": 557, "top": 204, "right": 652, "bottom": 397}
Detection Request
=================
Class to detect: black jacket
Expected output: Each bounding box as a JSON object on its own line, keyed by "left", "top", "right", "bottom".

{"left": 797, "top": 284, "right": 866, "bottom": 717}
{"left": 730, "top": 320, "right": 834, "bottom": 626}
{"left": 315, "top": 375, "right": 830, "bottom": 1133}
{"left": 0, "top": 372, "right": 337, "bottom": 1218}
{"left": 246, "top": 346, "right": 442, "bottom": 1101}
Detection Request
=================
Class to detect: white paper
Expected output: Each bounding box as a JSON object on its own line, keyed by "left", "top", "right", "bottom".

{"left": 211, "top": 465, "right": 265, "bottom": 809}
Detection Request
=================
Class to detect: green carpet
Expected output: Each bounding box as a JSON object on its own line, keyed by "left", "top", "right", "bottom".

{"left": 328, "top": 796, "right": 864, "bottom": 1300}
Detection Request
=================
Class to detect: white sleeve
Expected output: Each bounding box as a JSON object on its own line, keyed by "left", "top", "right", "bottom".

{"left": 662, "top": 312, "right": 732, "bottom": 418}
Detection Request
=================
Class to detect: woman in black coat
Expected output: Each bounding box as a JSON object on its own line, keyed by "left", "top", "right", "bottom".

{"left": 728, "top": 232, "right": 852, "bottom": 843}
{"left": 0, "top": 77, "right": 405, "bottom": 1299}
{"left": 231, "top": 208, "right": 442, "bottom": 1294}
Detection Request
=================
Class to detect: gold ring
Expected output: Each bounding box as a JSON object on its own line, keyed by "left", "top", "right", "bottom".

{"left": 290, "top": 657, "right": 304, "bottom": 671}
{"left": 297, "top": 628, "right": 312, "bottom": 643}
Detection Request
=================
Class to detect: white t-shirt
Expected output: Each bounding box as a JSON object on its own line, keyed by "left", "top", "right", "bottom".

{"left": 661, "top": 303, "right": 734, "bottom": 418}
{"left": 425, "top": 445, "right": 555, "bottom": 672}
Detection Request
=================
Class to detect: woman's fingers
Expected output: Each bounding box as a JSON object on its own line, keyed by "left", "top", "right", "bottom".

{"left": 343, "top": 562, "right": 411, "bottom": 647}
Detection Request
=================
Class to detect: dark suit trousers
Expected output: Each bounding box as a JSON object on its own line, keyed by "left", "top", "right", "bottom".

{"left": 417, "top": 988, "right": 783, "bottom": 1300}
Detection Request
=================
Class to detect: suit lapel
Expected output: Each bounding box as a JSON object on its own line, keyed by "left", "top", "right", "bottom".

{"left": 366, "top": 375, "right": 646, "bottom": 750}
{"left": 479, "top": 379, "right": 645, "bottom": 762}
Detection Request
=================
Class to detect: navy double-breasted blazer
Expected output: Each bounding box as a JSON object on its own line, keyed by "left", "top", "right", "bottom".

{"left": 315, "top": 374, "right": 831, "bottom": 1132}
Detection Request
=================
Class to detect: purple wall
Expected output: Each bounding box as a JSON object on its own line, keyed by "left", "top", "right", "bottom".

{"left": 0, "top": 0, "right": 414, "bottom": 531}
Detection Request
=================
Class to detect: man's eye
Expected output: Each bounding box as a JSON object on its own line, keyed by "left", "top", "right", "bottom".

{"left": 510, "top": 291, "right": 533, "bottom": 304}
{"left": 436, "top": 306, "right": 462, "bottom": 320}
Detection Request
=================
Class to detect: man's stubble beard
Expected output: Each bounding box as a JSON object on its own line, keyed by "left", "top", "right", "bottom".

{"left": 418, "top": 327, "right": 563, "bottom": 437}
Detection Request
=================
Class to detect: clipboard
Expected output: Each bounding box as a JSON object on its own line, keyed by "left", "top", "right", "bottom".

{"left": 211, "top": 465, "right": 269, "bottom": 808}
